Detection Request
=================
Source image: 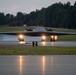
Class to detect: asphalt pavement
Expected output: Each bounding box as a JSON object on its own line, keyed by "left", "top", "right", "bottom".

{"left": 0, "top": 41, "right": 76, "bottom": 47}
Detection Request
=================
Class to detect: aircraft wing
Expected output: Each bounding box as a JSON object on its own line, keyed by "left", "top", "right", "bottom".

{"left": 0, "top": 31, "right": 76, "bottom": 36}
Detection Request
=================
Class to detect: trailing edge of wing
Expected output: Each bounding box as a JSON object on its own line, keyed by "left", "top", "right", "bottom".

{"left": 0, "top": 31, "right": 76, "bottom": 36}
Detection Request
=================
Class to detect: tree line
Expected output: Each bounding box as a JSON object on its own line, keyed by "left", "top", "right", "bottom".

{"left": 0, "top": 2, "right": 76, "bottom": 29}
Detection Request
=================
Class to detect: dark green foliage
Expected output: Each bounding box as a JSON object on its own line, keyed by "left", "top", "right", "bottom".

{"left": 0, "top": 12, "right": 5, "bottom": 25}
{"left": 0, "top": 2, "right": 76, "bottom": 29}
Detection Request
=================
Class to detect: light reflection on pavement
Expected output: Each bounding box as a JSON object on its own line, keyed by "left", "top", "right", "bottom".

{"left": 0, "top": 41, "right": 76, "bottom": 47}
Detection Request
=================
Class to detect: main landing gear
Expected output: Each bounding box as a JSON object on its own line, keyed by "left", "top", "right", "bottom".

{"left": 32, "top": 41, "right": 38, "bottom": 47}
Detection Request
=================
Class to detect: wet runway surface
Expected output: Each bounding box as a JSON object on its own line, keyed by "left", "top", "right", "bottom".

{"left": 0, "top": 41, "right": 76, "bottom": 47}
{"left": 0, "top": 35, "right": 76, "bottom": 47}
{"left": 0, "top": 55, "right": 76, "bottom": 75}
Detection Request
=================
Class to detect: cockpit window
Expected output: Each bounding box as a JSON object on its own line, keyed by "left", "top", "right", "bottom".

{"left": 33, "top": 27, "right": 47, "bottom": 32}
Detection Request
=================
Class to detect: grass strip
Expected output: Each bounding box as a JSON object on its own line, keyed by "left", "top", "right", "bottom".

{"left": 0, "top": 46, "right": 76, "bottom": 55}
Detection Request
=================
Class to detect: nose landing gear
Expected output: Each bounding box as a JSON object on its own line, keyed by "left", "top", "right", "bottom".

{"left": 32, "top": 41, "right": 38, "bottom": 47}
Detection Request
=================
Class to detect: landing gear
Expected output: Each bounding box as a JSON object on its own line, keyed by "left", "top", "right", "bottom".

{"left": 50, "top": 35, "right": 57, "bottom": 42}
{"left": 50, "top": 38, "right": 55, "bottom": 42}
{"left": 32, "top": 41, "right": 38, "bottom": 47}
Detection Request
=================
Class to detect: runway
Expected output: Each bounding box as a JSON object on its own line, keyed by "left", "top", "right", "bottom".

{"left": 0, "top": 41, "right": 76, "bottom": 47}
{"left": 0, "top": 35, "right": 76, "bottom": 47}
{"left": 0, "top": 55, "right": 76, "bottom": 75}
